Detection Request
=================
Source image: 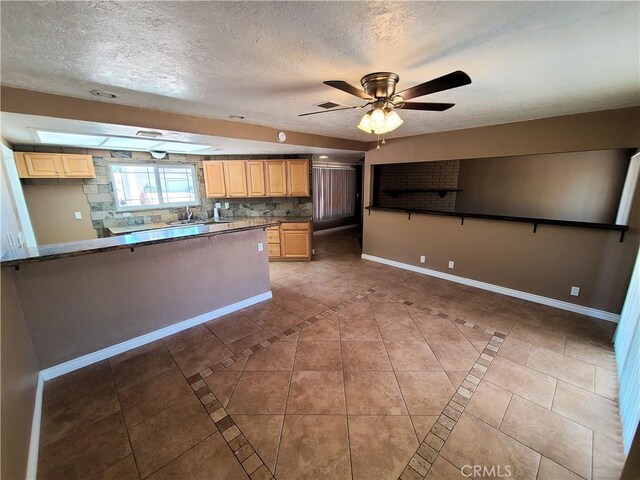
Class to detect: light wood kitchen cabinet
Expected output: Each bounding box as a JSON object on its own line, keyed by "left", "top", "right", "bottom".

{"left": 61, "top": 155, "right": 96, "bottom": 177}
{"left": 203, "top": 161, "right": 226, "bottom": 197}
{"left": 202, "top": 159, "right": 310, "bottom": 199}
{"left": 287, "top": 160, "right": 310, "bottom": 197}
{"left": 223, "top": 161, "right": 248, "bottom": 197}
{"left": 246, "top": 161, "right": 266, "bottom": 196}
{"left": 15, "top": 153, "right": 95, "bottom": 179}
{"left": 269, "top": 221, "right": 312, "bottom": 261}
{"left": 266, "top": 161, "right": 288, "bottom": 196}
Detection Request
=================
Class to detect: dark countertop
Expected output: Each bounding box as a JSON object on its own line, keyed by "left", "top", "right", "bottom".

{"left": 107, "top": 215, "right": 313, "bottom": 235}
{"left": 1, "top": 218, "right": 281, "bottom": 267}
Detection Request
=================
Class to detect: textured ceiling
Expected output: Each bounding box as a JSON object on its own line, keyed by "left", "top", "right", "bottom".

{"left": 1, "top": 1, "right": 639, "bottom": 142}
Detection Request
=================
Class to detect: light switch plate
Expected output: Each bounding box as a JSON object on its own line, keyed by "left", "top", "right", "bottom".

{"left": 74, "top": 211, "right": 82, "bottom": 220}
{"left": 419, "top": 255, "right": 426, "bottom": 263}
{"left": 448, "top": 260, "right": 455, "bottom": 269}
{"left": 257, "top": 242, "right": 264, "bottom": 252}
{"left": 570, "top": 286, "right": 580, "bottom": 296}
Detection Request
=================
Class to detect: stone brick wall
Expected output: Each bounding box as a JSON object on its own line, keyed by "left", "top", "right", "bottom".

{"left": 15, "top": 146, "right": 312, "bottom": 237}
{"left": 375, "top": 160, "right": 460, "bottom": 211}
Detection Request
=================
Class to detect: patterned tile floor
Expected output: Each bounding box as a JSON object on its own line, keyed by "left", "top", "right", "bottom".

{"left": 37, "top": 229, "right": 626, "bottom": 479}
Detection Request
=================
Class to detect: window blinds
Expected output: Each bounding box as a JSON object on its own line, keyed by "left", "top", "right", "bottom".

{"left": 614, "top": 245, "right": 640, "bottom": 453}
{"left": 313, "top": 166, "right": 356, "bottom": 222}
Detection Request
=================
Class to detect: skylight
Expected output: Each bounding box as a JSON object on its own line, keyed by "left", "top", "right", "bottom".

{"left": 36, "top": 131, "right": 106, "bottom": 146}
{"left": 34, "top": 130, "right": 212, "bottom": 153}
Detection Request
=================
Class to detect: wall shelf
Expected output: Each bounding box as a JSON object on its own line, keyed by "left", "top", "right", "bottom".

{"left": 382, "top": 188, "right": 462, "bottom": 199}
{"left": 365, "top": 206, "right": 629, "bottom": 242}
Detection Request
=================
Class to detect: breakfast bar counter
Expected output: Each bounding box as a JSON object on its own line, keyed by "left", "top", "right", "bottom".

{"left": 1, "top": 218, "right": 280, "bottom": 267}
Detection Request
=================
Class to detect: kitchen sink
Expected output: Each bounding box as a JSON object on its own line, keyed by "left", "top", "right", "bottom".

{"left": 166, "top": 219, "right": 208, "bottom": 226}
{"left": 165, "top": 219, "right": 229, "bottom": 227}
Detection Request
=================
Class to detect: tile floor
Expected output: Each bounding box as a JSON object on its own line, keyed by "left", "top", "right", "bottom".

{"left": 37, "top": 229, "right": 626, "bottom": 479}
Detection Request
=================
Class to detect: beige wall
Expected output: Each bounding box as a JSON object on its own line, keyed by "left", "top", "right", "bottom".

{"left": 13, "top": 229, "right": 270, "bottom": 367}
{"left": 363, "top": 107, "right": 640, "bottom": 313}
{"left": 455, "top": 149, "right": 630, "bottom": 223}
{"left": 23, "top": 184, "right": 97, "bottom": 244}
{"left": 1, "top": 268, "right": 40, "bottom": 480}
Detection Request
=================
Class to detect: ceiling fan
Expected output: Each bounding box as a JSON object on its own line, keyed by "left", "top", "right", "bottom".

{"left": 300, "top": 70, "right": 471, "bottom": 136}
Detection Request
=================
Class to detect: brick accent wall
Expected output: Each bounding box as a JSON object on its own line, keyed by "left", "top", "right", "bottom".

{"left": 375, "top": 160, "right": 460, "bottom": 211}
{"left": 15, "top": 146, "right": 312, "bottom": 238}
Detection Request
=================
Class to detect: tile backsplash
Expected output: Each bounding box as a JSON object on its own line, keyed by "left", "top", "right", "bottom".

{"left": 15, "top": 146, "right": 312, "bottom": 237}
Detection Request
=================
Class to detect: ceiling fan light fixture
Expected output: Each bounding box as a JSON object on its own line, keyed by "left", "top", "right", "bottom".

{"left": 383, "top": 108, "right": 403, "bottom": 132}
{"left": 369, "top": 108, "right": 386, "bottom": 129}
{"left": 357, "top": 111, "right": 372, "bottom": 132}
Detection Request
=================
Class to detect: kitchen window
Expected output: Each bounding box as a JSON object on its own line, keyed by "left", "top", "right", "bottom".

{"left": 110, "top": 163, "right": 199, "bottom": 211}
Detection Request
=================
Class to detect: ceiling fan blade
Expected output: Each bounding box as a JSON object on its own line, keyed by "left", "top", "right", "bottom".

{"left": 400, "top": 102, "right": 455, "bottom": 111}
{"left": 298, "top": 106, "right": 360, "bottom": 117}
{"left": 397, "top": 71, "right": 471, "bottom": 100}
{"left": 324, "top": 80, "right": 373, "bottom": 100}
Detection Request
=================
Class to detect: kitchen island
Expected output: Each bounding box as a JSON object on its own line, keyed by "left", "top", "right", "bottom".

{"left": 1, "top": 219, "right": 278, "bottom": 370}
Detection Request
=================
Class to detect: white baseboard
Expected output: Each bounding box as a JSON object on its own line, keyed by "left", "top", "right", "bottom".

{"left": 27, "top": 291, "right": 271, "bottom": 479}
{"left": 40, "top": 290, "right": 273, "bottom": 381}
{"left": 26, "top": 373, "right": 43, "bottom": 480}
{"left": 362, "top": 254, "right": 620, "bottom": 323}
{"left": 313, "top": 223, "right": 361, "bottom": 236}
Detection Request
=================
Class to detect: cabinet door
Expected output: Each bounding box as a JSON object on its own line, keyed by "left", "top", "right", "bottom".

{"left": 61, "top": 155, "right": 96, "bottom": 178}
{"left": 203, "top": 162, "right": 226, "bottom": 197}
{"left": 265, "top": 161, "right": 288, "bottom": 196}
{"left": 287, "top": 160, "right": 310, "bottom": 197}
{"left": 22, "top": 153, "right": 62, "bottom": 177}
{"left": 282, "top": 230, "right": 310, "bottom": 258}
{"left": 223, "top": 161, "right": 248, "bottom": 197}
{"left": 246, "top": 161, "right": 266, "bottom": 196}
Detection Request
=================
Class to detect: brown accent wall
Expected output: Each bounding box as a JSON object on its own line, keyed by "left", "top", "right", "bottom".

{"left": 1, "top": 268, "right": 40, "bottom": 480}
{"left": 23, "top": 184, "right": 97, "bottom": 244}
{"left": 363, "top": 108, "right": 640, "bottom": 313}
{"left": 12, "top": 229, "right": 270, "bottom": 368}
{"left": 455, "top": 149, "right": 630, "bottom": 223}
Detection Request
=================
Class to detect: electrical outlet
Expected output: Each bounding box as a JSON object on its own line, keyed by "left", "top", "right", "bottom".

{"left": 448, "top": 260, "right": 455, "bottom": 269}
{"left": 419, "top": 255, "right": 426, "bottom": 264}
{"left": 570, "top": 286, "right": 580, "bottom": 296}
{"left": 224, "top": 202, "right": 229, "bottom": 209}
{"left": 257, "top": 242, "right": 264, "bottom": 252}
{"left": 215, "top": 202, "right": 222, "bottom": 208}
{"left": 123, "top": 212, "right": 132, "bottom": 217}
{"left": 74, "top": 211, "right": 82, "bottom": 220}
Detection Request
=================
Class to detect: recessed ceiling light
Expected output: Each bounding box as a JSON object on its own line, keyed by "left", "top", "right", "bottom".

{"left": 136, "top": 130, "right": 163, "bottom": 138}
{"left": 229, "top": 115, "right": 245, "bottom": 120}
{"left": 90, "top": 90, "right": 117, "bottom": 98}
{"left": 319, "top": 155, "right": 329, "bottom": 159}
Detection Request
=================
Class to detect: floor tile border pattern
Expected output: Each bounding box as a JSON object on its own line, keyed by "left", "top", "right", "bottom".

{"left": 185, "top": 372, "right": 274, "bottom": 480}
{"left": 400, "top": 320, "right": 506, "bottom": 480}
{"left": 182, "top": 287, "right": 504, "bottom": 480}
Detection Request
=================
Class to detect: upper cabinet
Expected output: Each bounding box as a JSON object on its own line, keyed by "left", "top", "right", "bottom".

{"left": 203, "top": 159, "right": 310, "bottom": 198}
{"left": 266, "top": 161, "right": 288, "bottom": 197}
{"left": 15, "top": 153, "right": 96, "bottom": 179}
{"left": 203, "top": 162, "right": 226, "bottom": 197}
{"left": 287, "top": 160, "right": 310, "bottom": 197}
{"left": 247, "top": 161, "right": 266, "bottom": 196}
{"left": 223, "top": 161, "right": 248, "bottom": 197}
{"left": 61, "top": 155, "right": 96, "bottom": 177}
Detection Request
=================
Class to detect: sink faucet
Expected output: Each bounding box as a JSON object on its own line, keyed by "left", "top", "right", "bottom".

{"left": 185, "top": 205, "right": 193, "bottom": 221}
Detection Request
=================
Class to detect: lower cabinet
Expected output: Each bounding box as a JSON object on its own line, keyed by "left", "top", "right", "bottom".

{"left": 267, "top": 222, "right": 312, "bottom": 261}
